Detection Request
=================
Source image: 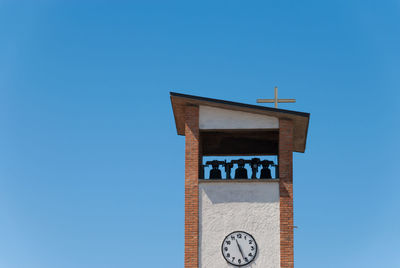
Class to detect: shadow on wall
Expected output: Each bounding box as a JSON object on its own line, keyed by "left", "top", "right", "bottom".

{"left": 200, "top": 183, "right": 279, "bottom": 204}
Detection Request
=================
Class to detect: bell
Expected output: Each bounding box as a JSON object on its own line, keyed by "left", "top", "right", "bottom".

{"left": 260, "top": 160, "right": 272, "bottom": 179}
{"left": 234, "top": 159, "right": 248, "bottom": 179}
{"left": 209, "top": 160, "right": 222, "bottom": 179}
{"left": 250, "top": 158, "right": 260, "bottom": 179}
{"left": 224, "top": 160, "right": 233, "bottom": 179}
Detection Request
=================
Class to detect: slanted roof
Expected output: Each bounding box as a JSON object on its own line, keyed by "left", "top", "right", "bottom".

{"left": 170, "top": 92, "right": 310, "bottom": 153}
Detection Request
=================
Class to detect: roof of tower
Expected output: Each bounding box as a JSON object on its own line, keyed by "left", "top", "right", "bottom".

{"left": 170, "top": 92, "right": 310, "bottom": 153}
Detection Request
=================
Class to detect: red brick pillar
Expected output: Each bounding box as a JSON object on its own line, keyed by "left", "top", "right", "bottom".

{"left": 279, "top": 119, "right": 294, "bottom": 268}
{"left": 184, "top": 105, "right": 200, "bottom": 268}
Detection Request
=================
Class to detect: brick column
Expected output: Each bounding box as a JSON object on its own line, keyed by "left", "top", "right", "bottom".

{"left": 279, "top": 119, "right": 294, "bottom": 268}
{"left": 184, "top": 105, "right": 200, "bottom": 268}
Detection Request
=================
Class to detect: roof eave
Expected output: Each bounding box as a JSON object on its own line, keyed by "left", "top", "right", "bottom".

{"left": 170, "top": 92, "right": 310, "bottom": 153}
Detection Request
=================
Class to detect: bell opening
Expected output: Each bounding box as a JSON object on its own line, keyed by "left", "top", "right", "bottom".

{"left": 201, "top": 155, "right": 278, "bottom": 180}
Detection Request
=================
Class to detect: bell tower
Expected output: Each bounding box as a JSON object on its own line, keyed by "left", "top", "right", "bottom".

{"left": 170, "top": 92, "right": 310, "bottom": 268}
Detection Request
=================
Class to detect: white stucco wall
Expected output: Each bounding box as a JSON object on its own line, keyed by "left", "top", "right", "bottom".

{"left": 199, "top": 106, "right": 279, "bottom": 130}
{"left": 199, "top": 182, "right": 280, "bottom": 268}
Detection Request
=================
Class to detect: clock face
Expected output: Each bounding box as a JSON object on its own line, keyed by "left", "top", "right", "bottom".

{"left": 221, "top": 231, "right": 257, "bottom": 266}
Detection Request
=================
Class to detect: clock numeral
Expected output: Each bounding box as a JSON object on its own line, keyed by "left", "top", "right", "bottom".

{"left": 244, "top": 235, "right": 247, "bottom": 240}
{"left": 238, "top": 259, "right": 241, "bottom": 264}
{"left": 251, "top": 246, "right": 255, "bottom": 251}
{"left": 249, "top": 240, "right": 253, "bottom": 244}
{"left": 230, "top": 235, "right": 235, "bottom": 240}
{"left": 226, "top": 253, "right": 230, "bottom": 258}
{"left": 232, "top": 257, "right": 235, "bottom": 262}
{"left": 244, "top": 257, "right": 249, "bottom": 262}
{"left": 249, "top": 253, "right": 253, "bottom": 257}
{"left": 224, "top": 247, "right": 228, "bottom": 251}
{"left": 237, "top": 233, "right": 242, "bottom": 238}
{"left": 226, "top": 241, "right": 231, "bottom": 245}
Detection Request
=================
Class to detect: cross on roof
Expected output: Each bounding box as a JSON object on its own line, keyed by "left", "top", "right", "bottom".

{"left": 256, "top": 86, "right": 296, "bottom": 108}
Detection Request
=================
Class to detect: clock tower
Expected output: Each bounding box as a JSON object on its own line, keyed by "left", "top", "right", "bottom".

{"left": 170, "top": 92, "right": 310, "bottom": 268}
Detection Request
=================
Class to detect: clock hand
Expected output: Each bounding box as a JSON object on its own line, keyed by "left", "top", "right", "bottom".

{"left": 236, "top": 239, "right": 245, "bottom": 260}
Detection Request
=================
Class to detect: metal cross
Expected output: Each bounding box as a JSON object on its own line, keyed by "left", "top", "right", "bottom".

{"left": 256, "top": 86, "right": 296, "bottom": 108}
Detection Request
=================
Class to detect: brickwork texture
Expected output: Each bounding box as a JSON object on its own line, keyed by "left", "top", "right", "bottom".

{"left": 184, "top": 105, "right": 200, "bottom": 268}
{"left": 279, "top": 119, "right": 294, "bottom": 268}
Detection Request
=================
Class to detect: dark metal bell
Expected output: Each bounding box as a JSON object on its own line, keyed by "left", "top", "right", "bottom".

{"left": 260, "top": 167, "right": 272, "bottom": 179}
{"left": 209, "top": 160, "right": 222, "bottom": 179}
{"left": 250, "top": 158, "right": 260, "bottom": 179}
{"left": 260, "top": 160, "right": 273, "bottom": 179}
{"left": 234, "top": 159, "right": 248, "bottom": 179}
{"left": 224, "top": 160, "right": 233, "bottom": 179}
{"left": 210, "top": 168, "right": 222, "bottom": 179}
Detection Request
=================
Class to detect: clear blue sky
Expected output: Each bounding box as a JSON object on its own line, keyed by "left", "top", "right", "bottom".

{"left": 1, "top": 1, "right": 399, "bottom": 267}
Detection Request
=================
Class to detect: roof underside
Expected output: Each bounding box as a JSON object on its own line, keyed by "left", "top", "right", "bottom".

{"left": 170, "top": 92, "right": 310, "bottom": 153}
